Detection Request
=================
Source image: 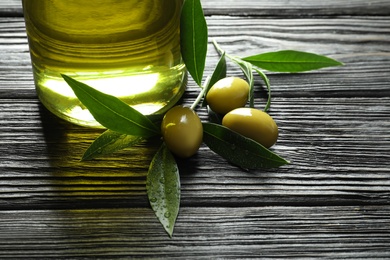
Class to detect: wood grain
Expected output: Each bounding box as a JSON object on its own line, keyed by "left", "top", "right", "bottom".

{"left": 202, "top": 0, "right": 390, "bottom": 16}
{"left": 1, "top": 98, "right": 389, "bottom": 209}
{"left": 1, "top": 0, "right": 390, "bottom": 258}
{"left": 2, "top": 0, "right": 390, "bottom": 16}
{"left": 1, "top": 16, "right": 389, "bottom": 98}
{"left": 0, "top": 206, "right": 389, "bottom": 258}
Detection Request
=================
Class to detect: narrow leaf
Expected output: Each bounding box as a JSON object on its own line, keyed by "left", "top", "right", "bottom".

{"left": 202, "top": 51, "right": 227, "bottom": 107}
{"left": 180, "top": 0, "right": 208, "bottom": 86}
{"left": 208, "top": 51, "right": 227, "bottom": 89}
{"left": 62, "top": 74, "right": 160, "bottom": 137}
{"left": 207, "top": 106, "right": 223, "bottom": 124}
{"left": 213, "top": 40, "right": 256, "bottom": 108}
{"left": 203, "top": 123, "right": 289, "bottom": 169}
{"left": 230, "top": 57, "right": 255, "bottom": 108}
{"left": 243, "top": 50, "right": 343, "bottom": 73}
{"left": 146, "top": 144, "right": 181, "bottom": 237}
{"left": 253, "top": 67, "right": 272, "bottom": 112}
{"left": 82, "top": 130, "right": 143, "bottom": 161}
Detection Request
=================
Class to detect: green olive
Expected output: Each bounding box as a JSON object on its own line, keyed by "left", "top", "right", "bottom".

{"left": 222, "top": 108, "right": 278, "bottom": 148}
{"left": 161, "top": 105, "right": 203, "bottom": 158}
{"left": 206, "top": 77, "right": 250, "bottom": 114}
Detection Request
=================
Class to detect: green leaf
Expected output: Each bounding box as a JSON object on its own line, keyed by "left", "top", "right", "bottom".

{"left": 253, "top": 67, "right": 272, "bottom": 112}
{"left": 82, "top": 130, "right": 143, "bottom": 161}
{"left": 208, "top": 51, "right": 227, "bottom": 90}
{"left": 230, "top": 57, "right": 255, "bottom": 108}
{"left": 203, "top": 123, "right": 289, "bottom": 169}
{"left": 207, "top": 106, "right": 223, "bottom": 124}
{"left": 180, "top": 0, "right": 208, "bottom": 86}
{"left": 212, "top": 40, "right": 256, "bottom": 108}
{"left": 146, "top": 143, "right": 181, "bottom": 237}
{"left": 242, "top": 50, "right": 343, "bottom": 73}
{"left": 62, "top": 74, "right": 160, "bottom": 137}
{"left": 202, "top": 51, "right": 227, "bottom": 107}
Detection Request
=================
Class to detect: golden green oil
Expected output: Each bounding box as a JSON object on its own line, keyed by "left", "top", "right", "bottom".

{"left": 22, "top": 0, "right": 186, "bottom": 127}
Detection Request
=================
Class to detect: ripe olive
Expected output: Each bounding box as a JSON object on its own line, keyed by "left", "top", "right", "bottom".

{"left": 222, "top": 108, "right": 278, "bottom": 148}
{"left": 206, "top": 77, "right": 250, "bottom": 114}
{"left": 161, "top": 106, "right": 203, "bottom": 158}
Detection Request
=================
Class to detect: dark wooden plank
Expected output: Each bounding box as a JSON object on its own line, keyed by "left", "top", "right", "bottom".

{"left": 202, "top": 0, "right": 390, "bottom": 16}
{"left": 1, "top": 16, "right": 389, "bottom": 98}
{"left": 0, "top": 206, "right": 389, "bottom": 258}
{"left": 206, "top": 16, "right": 390, "bottom": 97}
{"left": 0, "top": 0, "right": 22, "bottom": 17}
{"left": 2, "top": 0, "right": 390, "bottom": 16}
{"left": 0, "top": 17, "right": 32, "bottom": 99}
{"left": 1, "top": 0, "right": 390, "bottom": 257}
{"left": 1, "top": 97, "right": 389, "bottom": 209}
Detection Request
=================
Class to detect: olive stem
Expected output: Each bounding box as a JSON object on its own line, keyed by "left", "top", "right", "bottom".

{"left": 212, "top": 39, "right": 236, "bottom": 61}
{"left": 212, "top": 39, "right": 272, "bottom": 112}
{"left": 191, "top": 76, "right": 211, "bottom": 111}
{"left": 212, "top": 39, "right": 224, "bottom": 56}
{"left": 212, "top": 40, "right": 248, "bottom": 67}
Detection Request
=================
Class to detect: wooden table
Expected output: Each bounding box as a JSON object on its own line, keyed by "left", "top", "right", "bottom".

{"left": 1, "top": 0, "right": 390, "bottom": 258}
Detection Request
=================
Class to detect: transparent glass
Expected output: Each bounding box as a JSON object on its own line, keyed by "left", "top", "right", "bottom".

{"left": 22, "top": 0, "right": 186, "bottom": 127}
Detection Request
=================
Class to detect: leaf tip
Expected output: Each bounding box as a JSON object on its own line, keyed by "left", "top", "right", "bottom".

{"left": 80, "top": 155, "right": 90, "bottom": 162}
{"left": 60, "top": 73, "right": 71, "bottom": 81}
{"left": 165, "top": 226, "right": 175, "bottom": 238}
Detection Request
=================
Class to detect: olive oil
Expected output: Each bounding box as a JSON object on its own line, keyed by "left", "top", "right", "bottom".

{"left": 22, "top": 0, "right": 186, "bottom": 127}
